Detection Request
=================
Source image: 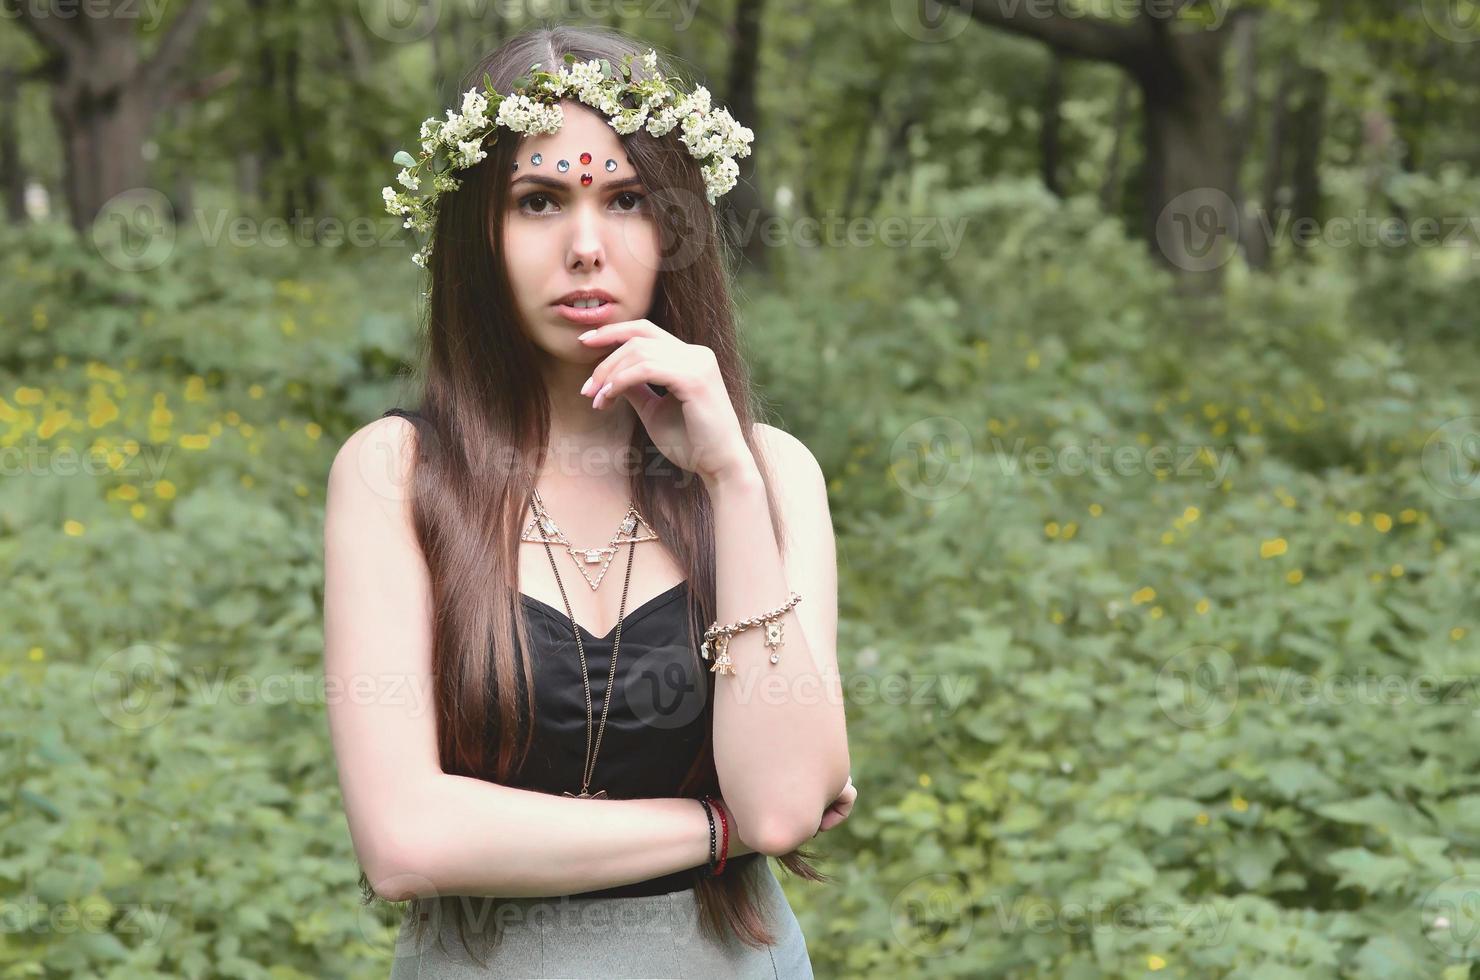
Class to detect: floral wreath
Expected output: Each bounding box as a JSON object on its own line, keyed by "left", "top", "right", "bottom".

{"left": 381, "top": 49, "right": 754, "bottom": 268}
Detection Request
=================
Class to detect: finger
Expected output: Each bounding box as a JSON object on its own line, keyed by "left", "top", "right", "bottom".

{"left": 577, "top": 318, "right": 667, "bottom": 348}
{"left": 586, "top": 342, "right": 647, "bottom": 404}
{"left": 598, "top": 360, "right": 690, "bottom": 409}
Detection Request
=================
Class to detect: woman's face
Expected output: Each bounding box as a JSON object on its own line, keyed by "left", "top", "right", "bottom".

{"left": 501, "top": 100, "right": 661, "bottom": 362}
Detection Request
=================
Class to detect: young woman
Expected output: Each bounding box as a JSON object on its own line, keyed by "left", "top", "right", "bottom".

{"left": 323, "top": 25, "right": 856, "bottom": 977}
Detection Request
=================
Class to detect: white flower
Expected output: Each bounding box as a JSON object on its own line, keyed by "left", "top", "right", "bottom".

{"left": 646, "top": 105, "right": 681, "bottom": 138}
{"left": 496, "top": 94, "right": 562, "bottom": 135}
{"left": 419, "top": 117, "right": 442, "bottom": 154}
{"left": 609, "top": 105, "right": 649, "bottom": 136}
{"left": 675, "top": 85, "right": 711, "bottom": 118}
{"left": 454, "top": 139, "right": 487, "bottom": 168}
{"left": 392, "top": 51, "right": 757, "bottom": 266}
{"left": 438, "top": 110, "right": 470, "bottom": 145}
{"left": 460, "top": 89, "right": 489, "bottom": 127}
{"left": 701, "top": 156, "right": 739, "bottom": 202}
{"left": 382, "top": 186, "right": 411, "bottom": 215}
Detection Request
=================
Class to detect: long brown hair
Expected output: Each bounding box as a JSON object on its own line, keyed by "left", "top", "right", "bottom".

{"left": 359, "top": 23, "right": 829, "bottom": 966}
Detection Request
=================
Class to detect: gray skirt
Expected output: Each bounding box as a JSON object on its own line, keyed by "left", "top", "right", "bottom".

{"left": 387, "top": 856, "right": 814, "bottom": 979}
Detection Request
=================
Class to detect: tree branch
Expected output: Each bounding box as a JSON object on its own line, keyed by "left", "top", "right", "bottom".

{"left": 5, "top": 0, "right": 87, "bottom": 63}
{"left": 137, "top": 0, "right": 212, "bottom": 95}
{"left": 939, "top": 0, "right": 1151, "bottom": 67}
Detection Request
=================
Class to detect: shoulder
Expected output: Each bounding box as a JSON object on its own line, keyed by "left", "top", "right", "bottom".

{"left": 326, "top": 414, "right": 420, "bottom": 527}
{"left": 752, "top": 422, "right": 825, "bottom": 492}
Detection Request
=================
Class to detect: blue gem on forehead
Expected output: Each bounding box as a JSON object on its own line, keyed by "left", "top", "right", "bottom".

{"left": 556, "top": 159, "right": 570, "bottom": 172}
{"left": 605, "top": 159, "right": 617, "bottom": 171}
{"left": 531, "top": 152, "right": 542, "bottom": 165}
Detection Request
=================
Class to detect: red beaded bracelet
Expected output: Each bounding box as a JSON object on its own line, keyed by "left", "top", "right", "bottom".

{"left": 713, "top": 797, "right": 730, "bottom": 875}
{"left": 702, "top": 795, "right": 730, "bottom": 876}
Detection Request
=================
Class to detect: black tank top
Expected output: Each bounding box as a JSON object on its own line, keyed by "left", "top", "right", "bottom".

{"left": 380, "top": 408, "right": 714, "bottom": 898}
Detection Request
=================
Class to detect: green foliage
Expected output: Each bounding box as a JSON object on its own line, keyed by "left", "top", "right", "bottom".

{"left": 738, "top": 185, "right": 1480, "bottom": 977}
{"left": 2, "top": 124, "right": 1478, "bottom": 980}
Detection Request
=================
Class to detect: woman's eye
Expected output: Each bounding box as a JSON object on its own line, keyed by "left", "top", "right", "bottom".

{"left": 517, "top": 193, "right": 557, "bottom": 214}
{"left": 613, "top": 191, "right": 646, "bottom": 213}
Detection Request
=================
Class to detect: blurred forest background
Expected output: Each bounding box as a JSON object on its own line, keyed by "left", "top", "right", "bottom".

{"left": 2, "top": 0, "right": 1480, "bottom": 977}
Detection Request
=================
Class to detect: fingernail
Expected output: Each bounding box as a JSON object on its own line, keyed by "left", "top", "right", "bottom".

{"left": 580, "top": 375, "right": 594, "bottom": 395}
{"left": 597, "top": 382, "right": 613, "bottom": 404}
{"left": 577, "top": 329, "right": 595, "bottom": 340}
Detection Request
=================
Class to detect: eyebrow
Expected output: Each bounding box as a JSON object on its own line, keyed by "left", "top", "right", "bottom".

{"left": 509, "top": 174, "right": 645, "bottom": 192}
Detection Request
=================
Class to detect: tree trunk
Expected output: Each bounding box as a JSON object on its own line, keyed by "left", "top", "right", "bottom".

{"left": 721, "top": 0, "right": 768, "bottom": 270}
{"left": 1137, "top": 39, "right": 1237, "bottom": 290}
{"left": 11, "top": 0, "right": 210, "bottom": 233}
{"left": 1099, "top": 76, "right": 1132, "bottom": 216}
{"left": 0, "top": 68, "right": 26, "bottom": 223}
{"left": 1288, "top": 68, "right": 1326, "bottom": 262}
{"left": 1040, "top": 52, "right": 1065, "bottom": 197}
{"left": 946, "top": 1, "right": 1249, "bottom": 291}
{"left": 52, "top": 50, "right": 153, "bottom": 231}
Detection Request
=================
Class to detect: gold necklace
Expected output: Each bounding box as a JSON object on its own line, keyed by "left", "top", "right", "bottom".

{"left": 520, "top": 486, "right": 658, "bottom": 590}
{"left": 524, "top": 488, "right": 657, "bottom": 799}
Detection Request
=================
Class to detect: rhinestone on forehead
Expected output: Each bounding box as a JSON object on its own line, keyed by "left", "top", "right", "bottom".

{"left": 605, "top": 159, "right": 617, "bottom": 172}
{"left": 531, "top": 152, "right": 543, "bottom": 165}
{"left": 556, "top": 159, "right": 570, "bottom": 173}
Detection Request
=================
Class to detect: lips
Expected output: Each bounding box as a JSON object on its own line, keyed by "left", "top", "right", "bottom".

{"left": 552, "top": 291, "right": 619, "bottom": 326}
{"left": 552, "top": 289, "right": 616, "bottom": 306}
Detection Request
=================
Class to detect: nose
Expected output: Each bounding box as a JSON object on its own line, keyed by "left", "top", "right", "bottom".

{"left": 566, "top": 200, "right": 605, "bottom": 271}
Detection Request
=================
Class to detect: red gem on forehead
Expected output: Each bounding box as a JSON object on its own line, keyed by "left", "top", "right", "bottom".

{"left": 580, "top": 173, "right": 593, "bottom": 186}
{"left": 579, "top": 152, "right": 592, "bottom": 165}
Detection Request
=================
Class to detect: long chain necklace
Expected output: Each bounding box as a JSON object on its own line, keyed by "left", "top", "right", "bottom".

{"left": 523, "top": 486, "right": 658, "bottom": 800}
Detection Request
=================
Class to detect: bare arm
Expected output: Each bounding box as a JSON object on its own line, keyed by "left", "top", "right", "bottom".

{"left": 323, "top": 416, "right": 754, "bottom": 903}
{"left": 705, "top": 424, "right": 852, "bottom": 855}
